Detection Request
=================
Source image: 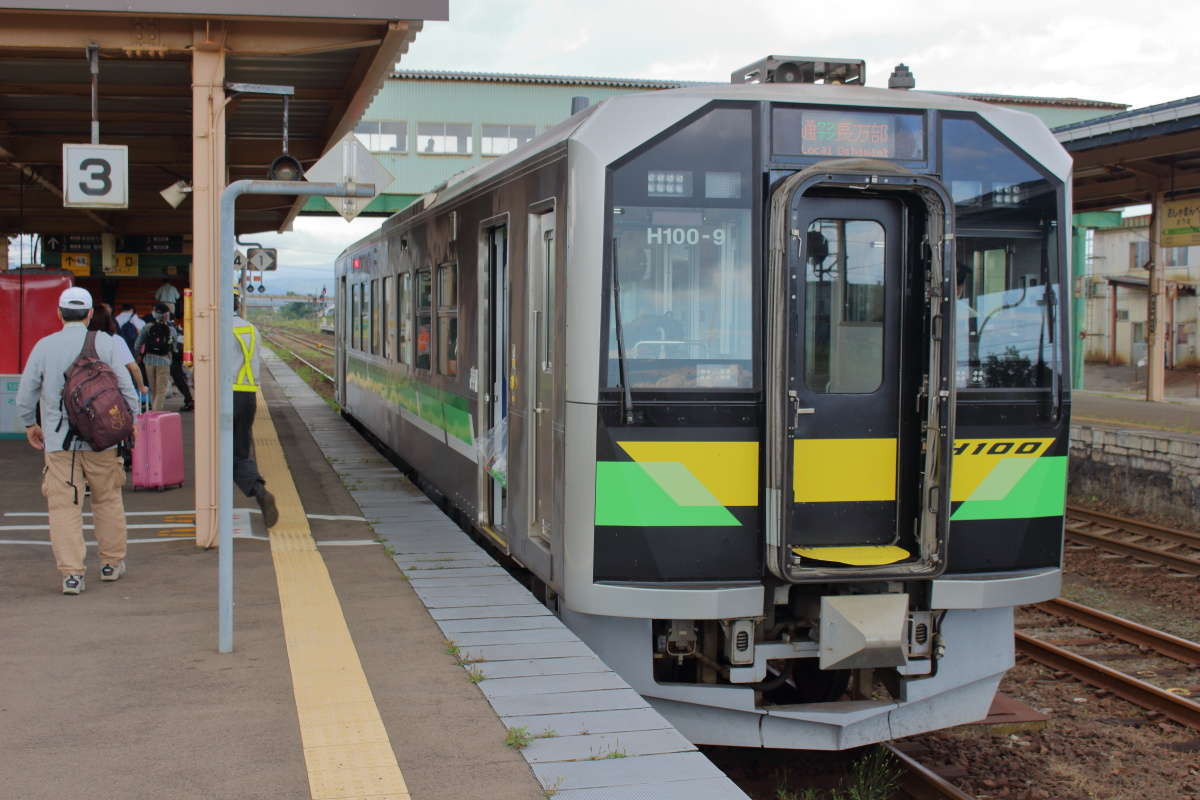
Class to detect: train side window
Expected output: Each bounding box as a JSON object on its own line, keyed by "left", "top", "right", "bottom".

{"left": 437, "top": 263, "right": 458, "bottom": 376}
{"left": 350, "top": 284, "right": 359, "bottom": 350}
{"left": 370, "top": 279, "right": 380, "bottom": 354}
{"left": 382, "top": 275, "right": 393, "bottom": 359}
{"left": 398, "top": 273, "right": 413, "bottom": 365}
{"left": 416, "top": 268, "right": 432, "bottom": 370}
{"left": 358, "top": 283, "right": 368, "bottom": 350}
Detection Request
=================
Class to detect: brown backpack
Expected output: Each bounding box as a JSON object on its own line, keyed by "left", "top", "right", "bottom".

{"left": 60, "top": 331, "right": 134, "bottom": 451}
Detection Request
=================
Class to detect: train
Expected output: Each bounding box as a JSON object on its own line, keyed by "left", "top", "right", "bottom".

{"left": 333, "top": 74, "right": 1071, "bottom": 749}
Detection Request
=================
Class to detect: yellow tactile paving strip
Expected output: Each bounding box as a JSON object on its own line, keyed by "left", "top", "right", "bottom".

{"left": 252, "top": 392, "right": 410, "bottom": 800}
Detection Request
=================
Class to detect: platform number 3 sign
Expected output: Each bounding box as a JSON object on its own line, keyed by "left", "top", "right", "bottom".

{"left": 62, "top": 144, "right": 129, "bottom": 209}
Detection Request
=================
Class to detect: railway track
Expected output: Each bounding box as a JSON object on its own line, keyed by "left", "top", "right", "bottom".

{"left": 1016, "top": 598, "right": 1200, "bottom": 731}
{"left": 885, "top": 743, "right": 979, "bottom": 800}
{"left": 1065, "top": 505, "right": 1200, "bottom": 577}
{"left": 260, "top": 330, "right": 335, "bottom": 384}
{"left": 262, "top": 326, "right": 335, "bottom": 357}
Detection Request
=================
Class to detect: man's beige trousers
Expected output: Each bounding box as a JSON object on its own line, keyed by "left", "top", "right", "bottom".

{"left": 43, "top": 449, "right": 127, "bottom": 575}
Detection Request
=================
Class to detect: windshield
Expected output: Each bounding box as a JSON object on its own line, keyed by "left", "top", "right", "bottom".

{"left": 942, "top": 116, "right": 1062, "bottom": 391}
{"left": 605, "top": 105, "right": 755, "bottom": 390}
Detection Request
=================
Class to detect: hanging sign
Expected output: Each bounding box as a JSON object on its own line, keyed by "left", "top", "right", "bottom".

{"left": 62, "top": 144, "right": 129, "bottom": 209}
{"left": 1161, "top": 199, "right": 1200, "bottom": 247}
{"left": 61, "top": 252, "right": 92, "bottom": 276}
{"left": 106, "top": 253, "right": 139, "bottom": 276}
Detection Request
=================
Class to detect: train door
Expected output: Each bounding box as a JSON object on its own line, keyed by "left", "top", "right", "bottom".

{"left": 781, "top": 194, "right": 918, "bottom": 561}
{"left": 480, "top": 223, "right": 509, "bottom": 536}
{"left": 337, "top": 274, "right": 347, "bottom": 402}
{"left": 527, "top": 208, "right": 556, "bottom": 551}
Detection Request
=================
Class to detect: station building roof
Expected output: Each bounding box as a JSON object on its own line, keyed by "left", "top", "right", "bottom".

{"left": 1055, "top": 95, "right": 1200, "bottom": 211}
{"left": 0, "top": 1, "right": 446, "bottom": 236}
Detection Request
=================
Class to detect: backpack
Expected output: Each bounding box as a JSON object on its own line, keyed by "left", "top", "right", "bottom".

{"left": 60, "top": 331, "right": 134, "bottom": 451}
{"left": 118, "top": 318, "right": 138, "bottom": 352}
{"left": 144, "top": 321, "right": 171, "bottom": 356}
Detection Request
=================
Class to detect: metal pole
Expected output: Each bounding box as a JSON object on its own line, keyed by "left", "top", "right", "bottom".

{"left": 87, "top": 43, "right": 100, "bottom": 145}
{"left": 217, "top": 179, "right": 374, "bottom": 654}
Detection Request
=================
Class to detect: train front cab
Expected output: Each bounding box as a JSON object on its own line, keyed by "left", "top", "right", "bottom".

{"left": 563, "top": 93, "right": 1071, "bottom": 749}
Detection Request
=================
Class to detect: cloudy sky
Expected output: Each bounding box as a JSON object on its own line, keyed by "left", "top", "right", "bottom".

{"left": 7, "top": 1, "right": 1190, "bottom": 284}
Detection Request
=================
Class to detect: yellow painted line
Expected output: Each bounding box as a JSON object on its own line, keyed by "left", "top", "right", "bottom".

{"left": 252, "top": 392, "right": 410, "bottom": 800}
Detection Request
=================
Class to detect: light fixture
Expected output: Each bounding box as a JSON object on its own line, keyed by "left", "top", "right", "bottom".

{"left": 267, "top": 154, "right": 304, "bottom": 182}
{"left": 160, "top": 180, "right": 192, "bottom": 208}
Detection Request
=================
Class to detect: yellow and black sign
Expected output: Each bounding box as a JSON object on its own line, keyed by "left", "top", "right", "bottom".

{"left": 107, "top": 252, "right": 139, "bottom": 277}
{"left": 61, "top": 252, "right": 91, "bottom": 277}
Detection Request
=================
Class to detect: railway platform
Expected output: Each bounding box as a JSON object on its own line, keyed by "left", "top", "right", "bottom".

{"left": 0, "top": 352, "right": 748, "bottom": 799}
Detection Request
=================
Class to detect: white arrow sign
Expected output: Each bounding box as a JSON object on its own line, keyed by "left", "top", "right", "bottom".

{"left": 304, "top": 133, "right": 393, "bottom": 222}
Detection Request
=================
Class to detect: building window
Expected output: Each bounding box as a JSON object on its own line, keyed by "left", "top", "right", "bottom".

{"left": 354, "top": 120, "right": 408, "bottom": 152}
{"left": 1165, "top": 246, "right": 1189, "bottom": 267}
{"left": 416, "top": 268, "right": 432, "bottom": 370}
{"left": 1131, "top": 321, "right": 1145, "bottom": 343}
{"left": 1130, "top": 240, "right": 1150, "bottom": 270}
{"left": 417, "top": 123, "right": 472, "bottom": 155}
{"left": 437, "top": 263, "right": 458, "bottom": 376}
{"left": 481, "top": 124, "right": 536, "bottom": 156}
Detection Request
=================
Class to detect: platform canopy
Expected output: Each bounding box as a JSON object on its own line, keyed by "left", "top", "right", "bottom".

{"left": 1057, "top": 96, "right": 1200, "bottom": 212}
{"left": 0, "top": 0, "right": 446, "bottom": 236}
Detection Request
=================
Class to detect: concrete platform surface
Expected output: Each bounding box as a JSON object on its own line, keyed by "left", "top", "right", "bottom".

{"left": 1073, "top": 390, "right": 1200, "bottom": 436}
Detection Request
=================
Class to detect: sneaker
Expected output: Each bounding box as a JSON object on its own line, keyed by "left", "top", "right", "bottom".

{"left": 180, "top": 402, "right": 194, "bottom": 412}
{"left": 62, "top": 574, "right": 85, "bottom": 595}
{"left": 100, "top": 561, "right": 126, "bottom": 582}
{"left": 255, "top": 484, "right": 279, "bottom": 529}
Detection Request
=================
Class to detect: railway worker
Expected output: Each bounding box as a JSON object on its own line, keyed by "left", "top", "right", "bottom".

{"left": 134, "top": 303, "right": 177, "bottom": 411}
{"left": 15, "top": 287, "right": 139, "bottom": 594}
{"left": 232, "top": 286, "right": 279, "bottom": 529}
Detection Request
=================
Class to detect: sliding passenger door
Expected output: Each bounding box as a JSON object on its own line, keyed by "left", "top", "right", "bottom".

{"left": 479, "top": 223, "right": 509, "bottom": 537}
{"left": 527, "top": 208, "right": 556, "bottom": 551}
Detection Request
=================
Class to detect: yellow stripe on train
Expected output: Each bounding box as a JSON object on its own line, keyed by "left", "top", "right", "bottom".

{"left": 950, "top": 438, "right": 1054, "bottom": 502}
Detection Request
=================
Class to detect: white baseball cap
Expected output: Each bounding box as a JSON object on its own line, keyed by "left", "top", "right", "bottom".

{"left": 58, "top": 287, "right": 94, "bottom": 310}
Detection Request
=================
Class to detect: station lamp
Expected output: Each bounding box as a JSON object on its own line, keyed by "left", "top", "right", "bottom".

{"left": 225, "top": 82, "right": 304, "bottom": 181}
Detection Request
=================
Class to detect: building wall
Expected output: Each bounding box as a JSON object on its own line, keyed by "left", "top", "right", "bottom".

{"left": 1086, "top": 218, "right": 1199, "bottom": 365}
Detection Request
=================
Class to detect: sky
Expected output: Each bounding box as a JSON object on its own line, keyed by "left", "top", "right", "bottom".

{"left": 5, "top": 1, "right": 1191, "bottom": 286}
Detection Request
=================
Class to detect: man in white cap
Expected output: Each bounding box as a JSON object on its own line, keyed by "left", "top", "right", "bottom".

{"left": 16, "top": 287, "right": 140, "bottom": 594}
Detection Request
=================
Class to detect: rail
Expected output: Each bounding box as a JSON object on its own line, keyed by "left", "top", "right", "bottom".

{"left": 261, "top": 332, "right": 335, "bottom": 384}
{"left": 1015, "top": 630, "right": 1200, "bottom": 730}
{"left": 884, "top": 744, "right": 978, "bottom": 800}
{"left": 1065, "top": 507, "right": 1200, "bottom": 577}
{"left": 1036, "top": 598, "right": 1200, "bottom": 666}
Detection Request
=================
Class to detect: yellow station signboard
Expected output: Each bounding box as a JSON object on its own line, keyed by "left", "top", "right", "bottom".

{"left": 1160, "top": 199, "right": 1200, "bottom": 247}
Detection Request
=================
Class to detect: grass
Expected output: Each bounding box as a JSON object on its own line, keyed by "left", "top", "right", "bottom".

{"left": 773, "top": 747, "right": 899, "bottom": 800}
{"left": 504, "top": 726, "right": 557, "bottom": 749}
{"left": 466, "top": 666, "right": 485, "bottom": 683}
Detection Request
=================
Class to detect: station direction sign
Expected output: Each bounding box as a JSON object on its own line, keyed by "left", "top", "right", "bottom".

{"left": 304, "top": 133, "right": 392, "bottom": 222}
{"left": 62, "top": 143, "right": 129, "bottom": 209}
{"left": 247, "top": 247, "right": 277, "bottom": 271}
{"left": 61, "top": 253, "right": 91, "bottom": 277}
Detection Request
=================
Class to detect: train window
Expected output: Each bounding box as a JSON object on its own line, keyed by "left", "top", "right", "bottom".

{"left": 942, "top": 116, "right": 1062, "bottom": 391}
{"left": 350, "top": 284, "right": 359, "bottom": 350}
{"left": 358, "top": 283, "right": 368, "bottom": 351}
{"left": 772, "top": 107, "right": 924, "bottom": 161}
{"left": 398, "top": 273, "right": 413, "bottom": 365}
{"left": 437, "top": 263, "right": 458, "bottom": 376}
{"left": 370, "top": 279, "right": 380, "bottom": 354}
{"left": 955, "top": 234, "right": 1058, "bottom": 390}
{"left": 606, "top": 105, "right": 755, "bottom": 389}
{"left": 541, "top": 224, "right": 555, "bottom": 371}
{"left": 382, "top": 276, "right": 393, "bottom": 359}
{"left": 803, "top": 219, "right": 885, "bottom": 394}
{"left": 416, "top": 268, "right": 432, "bottom": 370}
{"left": 418, "top": 122, "right": 472, "bottom": 155}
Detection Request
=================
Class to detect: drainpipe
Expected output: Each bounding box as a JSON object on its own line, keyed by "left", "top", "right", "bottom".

{"left": 218, "top": 179, "right": 375, "bottom": 654}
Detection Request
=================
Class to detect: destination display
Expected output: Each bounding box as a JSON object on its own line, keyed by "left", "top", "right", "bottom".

{"left": 772, "top": 107, "right": 925, "bottom": 160}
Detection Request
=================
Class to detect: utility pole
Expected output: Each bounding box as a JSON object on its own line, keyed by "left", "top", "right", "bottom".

{"left": 1146, "top": 190, "right": 1166, "bottom": 402}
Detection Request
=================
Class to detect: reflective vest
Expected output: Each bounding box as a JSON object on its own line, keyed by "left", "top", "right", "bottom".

{"left": 233, "top": 324, "right": 258, "bottom": 392}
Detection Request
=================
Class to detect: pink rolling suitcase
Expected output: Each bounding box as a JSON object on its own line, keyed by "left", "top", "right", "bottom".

{"left": 131, "top": 411, "right": 185, "bottom": 491}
